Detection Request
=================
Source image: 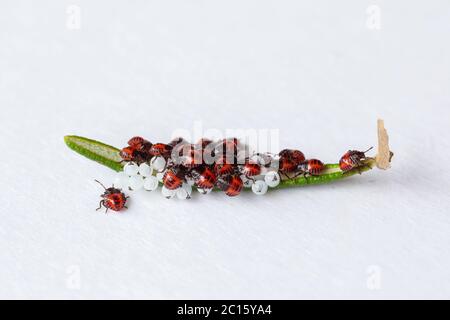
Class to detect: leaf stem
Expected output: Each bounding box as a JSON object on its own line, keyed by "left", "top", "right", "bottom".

{"left": 64, "top": 136, "right": 382, "bottom": 190}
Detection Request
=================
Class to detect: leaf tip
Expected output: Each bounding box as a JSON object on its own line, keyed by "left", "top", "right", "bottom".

{"left": 64, "top": 135, "right": 76, "bottom": 148}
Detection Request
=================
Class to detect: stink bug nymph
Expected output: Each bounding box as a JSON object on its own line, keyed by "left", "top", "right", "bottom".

{"left": 189, "top": 165, "right": 217, "bottom": 190}
{"left": 339, "top": 147, "right": 373, "bottom": 172}
{"left": 295, "top": 159, "right": 325, "bottom": 179}
{"left": 95, "top": 180, "right": 128, "bottom": 213}
{"left": 278, "top": 149, "right": 306, "bottom": 178}
{"left": 216, "top": 174, "right": 243, "bottom": 197}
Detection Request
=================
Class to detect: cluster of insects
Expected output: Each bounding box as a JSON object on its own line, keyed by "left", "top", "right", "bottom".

{"left": 95, "top": 136, "right": 373, "bottom": 213}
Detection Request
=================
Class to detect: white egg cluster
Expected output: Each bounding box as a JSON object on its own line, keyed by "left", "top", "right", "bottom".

{"left": 241, "top": 169, "right": 281, "bottom": 196}
{"left": 114, "top": 158, "right": 193, "bottom": 200}
{"left": 116, "top": 161, "right": 160, "bottom": 192}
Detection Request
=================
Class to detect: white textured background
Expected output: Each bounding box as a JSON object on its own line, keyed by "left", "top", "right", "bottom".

{"left": 1, "top": 1, "right": 449, "bottom": 299}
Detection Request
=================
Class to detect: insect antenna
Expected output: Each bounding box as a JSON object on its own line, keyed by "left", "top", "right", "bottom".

{"left": 94, "top": 179, "right": 107, "bottom": 190}
{"left": 363, "top": 146, "right": 374, "bottom": 153}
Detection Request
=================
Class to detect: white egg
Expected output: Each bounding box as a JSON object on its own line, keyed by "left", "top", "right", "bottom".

{"left": 151, "top": 156, "right": 166, "bottom": 171}
{"left": 138, "top": 162, "right": 153, "bottom": 177}
{"left": 124, "top": 162, "right": 139, "bottom": 176}
{"left": 197, "top": 187, "right": 212, "bottom": 195}
{"left": 128, "top": 175, "right": 144, "bottom": 191}
{"left": 182, "top": 183, "right": 192, "bottom": 195}
{"left": 251, "top": 180, "right": 268, "bottom": 195}
{"left": 161, "top": 186, "right": 176, "bottom": 199}
{"left": 176, "top": 184, "right": 192, "bottom": 200}
{"left": 114, "top": 171, "right": 130, "bottom": 189}
{"left": 264, "top": 171, "right": 281, "bottom": 188}
{"left": 269, "top": 158, "right": 280, "bottom": 171}
{"left": 143, "top": 176, "right": 159, "bottom": 191}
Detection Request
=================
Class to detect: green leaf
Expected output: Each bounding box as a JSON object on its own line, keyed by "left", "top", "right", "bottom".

{"left": 64, "top": 135, "right": 124, "bottom": 172}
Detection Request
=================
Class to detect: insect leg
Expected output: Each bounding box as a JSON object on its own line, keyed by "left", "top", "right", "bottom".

{"left": 303, "top": 172, "right": 309, "bottom": 183}
{"left": 96, "top": 200, "right": 104, "bottom": 211}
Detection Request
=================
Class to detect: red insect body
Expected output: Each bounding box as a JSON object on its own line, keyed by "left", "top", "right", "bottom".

{"left": 163, "top": 166, "right": 185, "bottom": 190}
{"left": 103, "top": 193, "right": 127, "bottom": 211}
{"left": 128, "top": 136, "right": 145, "bottom": 148}
{"left": 120, "top": 146, "right": 136, "bottom": 161}
{"left": 120, "top": 146, "right": 152, "bottom": 164}
{"left": 279, "top": 149, "right": 305, "bottom": 163}
{"left": 120, "top": 137, "right": 153, "bottom": 163}
{"left": 216, "top": 175, "right": 243, "bottom": 197}
{"left": 95, "top": 180, "right": 127, "bottom": 213}
{"left": 215, "top": 163, "right": 235, "bottom": 176}
{"left": 297, "top": 159, "right": 325, "bottom": 176}
{"left": 214, "top": 155, "right": 236, "bottom": 176}
{"left": 290, "top": 150, "right": 305, "bottom": 163}
{"left": 278, "top": 149, "right": 305, "bottom": 174}
{"left": 240, "top": 161, "right": 261, "bottom": 177}
{"left": 127, "top": 136, "right": 153, "bottom": 153}
{"left": 150, "top": 143, "right": 173, "bottom": 158}
{"left": 190, "top": 166, "right": 217, "bottom": 189}
{"left": 339, "top": 147, "right": 372, "bottom": 172}
{"left": 278, "top": 158, "right": 297, "bottom": 173}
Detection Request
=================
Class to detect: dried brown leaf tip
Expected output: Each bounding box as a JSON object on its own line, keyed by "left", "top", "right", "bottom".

{"left": 376, "top": 119, "right": 393, "bottom": 170}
